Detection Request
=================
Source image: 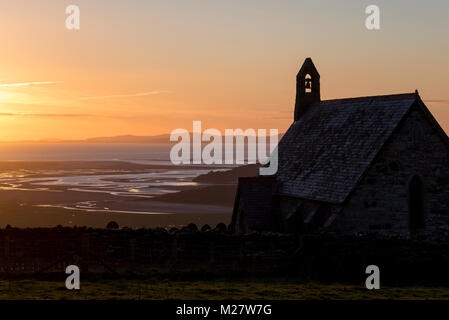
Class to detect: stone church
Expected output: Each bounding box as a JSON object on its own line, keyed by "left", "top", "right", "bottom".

{"left": 231, "top": 58, "right": 449, "bottom": 239}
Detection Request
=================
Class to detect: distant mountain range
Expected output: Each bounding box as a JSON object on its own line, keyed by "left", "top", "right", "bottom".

{"left": 5, "top": 133, "right": 283, "bottom": 144}
{"left": 1, "top": 134, "right": 171, "bottom": 144}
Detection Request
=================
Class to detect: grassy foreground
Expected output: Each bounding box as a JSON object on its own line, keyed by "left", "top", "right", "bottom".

{"left": 1, "top": 278, "right": 449, "bottom": 300}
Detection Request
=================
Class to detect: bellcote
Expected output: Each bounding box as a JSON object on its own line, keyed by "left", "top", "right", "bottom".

{"left": 294, "top": 58, "right": 321, "bottom": 121}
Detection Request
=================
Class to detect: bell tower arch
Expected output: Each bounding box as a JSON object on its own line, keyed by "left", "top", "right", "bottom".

{"left": 294, "top": 58, "right": 321, "bottom": 121}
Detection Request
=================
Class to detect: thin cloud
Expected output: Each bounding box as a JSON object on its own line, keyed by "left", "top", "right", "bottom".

{"left": 0, "top": 81, "right": 63, "bottom": 87}
{"left": 0, "top": 112, "right": 89, "bottom": 118}
{"left": 79, "top": 90, "right": 171, "bottom": 100}
{"left": 425, "top": 99, "right": 449, "bottom": 103}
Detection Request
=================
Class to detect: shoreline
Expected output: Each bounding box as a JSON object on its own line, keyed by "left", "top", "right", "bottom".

{"left": 0, "top": 160, "right": 235, "bottom": 229}
{"left": 0, "top": 179, "right": 233, "bottom": 228}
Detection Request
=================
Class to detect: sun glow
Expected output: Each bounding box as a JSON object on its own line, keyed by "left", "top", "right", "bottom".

{"left": 0, "top": 90, "right": 19, "bottom": 104}
{"left": 0, "top": 0, "right": 447, "bottom": 141}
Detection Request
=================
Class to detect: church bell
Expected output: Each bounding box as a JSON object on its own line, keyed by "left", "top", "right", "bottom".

{"left": 305, "top": 78, "right": 312, "bottom": 89}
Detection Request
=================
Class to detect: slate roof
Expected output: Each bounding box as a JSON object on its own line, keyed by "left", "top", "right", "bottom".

{"left": 233, "top": 176, "right": 278, "bottom": 231}
{"left": 276, "top": 93, "right": 420, "bottom": 204}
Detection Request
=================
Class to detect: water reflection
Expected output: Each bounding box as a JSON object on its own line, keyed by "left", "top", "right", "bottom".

{"left": 13, "top": 170, "right": 211, "bottom": 197}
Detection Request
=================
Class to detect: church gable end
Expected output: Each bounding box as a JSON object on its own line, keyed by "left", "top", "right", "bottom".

{"left": 333, "top": 103, "right": 449, "bottom": 239}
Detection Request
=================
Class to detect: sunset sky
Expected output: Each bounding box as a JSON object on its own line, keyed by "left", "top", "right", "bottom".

{"left": 0, "top": 0, "right": 448, "bottom": 141}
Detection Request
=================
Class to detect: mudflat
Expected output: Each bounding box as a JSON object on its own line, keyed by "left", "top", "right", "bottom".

{"left": 0, "top": 160, "right": 233, "bottom": 229}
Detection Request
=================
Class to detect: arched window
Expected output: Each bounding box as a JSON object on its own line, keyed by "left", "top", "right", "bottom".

{"left": 408, "top": 175, "right": 425, "bottom": 231}
{"left": 305, "top": 74, "right": 312, "bottom": 93}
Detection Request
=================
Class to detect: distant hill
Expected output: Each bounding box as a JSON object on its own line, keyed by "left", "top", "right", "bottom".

{"left": 193, "top": 164, "right": 260, "bottom": 183}
{"left": 151, "top": 164, "right": 260, "bottom": 206}
{"left": 84, "top": 134, "right": 171, "bottom": 143}
{"left": 5, "top": 133, "right": 283, "bottom": 144}
{"left": 3, "top": 134, "right": 171, "bottom": 144}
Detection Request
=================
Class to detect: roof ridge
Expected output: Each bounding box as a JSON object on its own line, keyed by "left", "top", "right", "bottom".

{"left": 317, "top": 92, "right": 418, "bottom": 106}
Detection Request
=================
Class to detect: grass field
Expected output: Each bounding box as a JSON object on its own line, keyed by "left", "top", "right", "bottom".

{"left": 1, "top": 277, "right": 449, "bottom": 300}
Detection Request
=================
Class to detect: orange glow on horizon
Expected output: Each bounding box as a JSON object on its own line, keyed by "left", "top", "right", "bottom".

{"left": 0, "top": 1, "right": 448, "bottom": 141}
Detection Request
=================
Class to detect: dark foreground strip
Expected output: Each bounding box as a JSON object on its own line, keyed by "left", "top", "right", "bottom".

{"left": 0, "top": 300, "right": 446, "bottom": 319}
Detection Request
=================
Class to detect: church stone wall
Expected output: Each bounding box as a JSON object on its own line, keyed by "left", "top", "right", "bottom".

{"left": 331, "top": 107, "right": 449, "bottom": 239}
